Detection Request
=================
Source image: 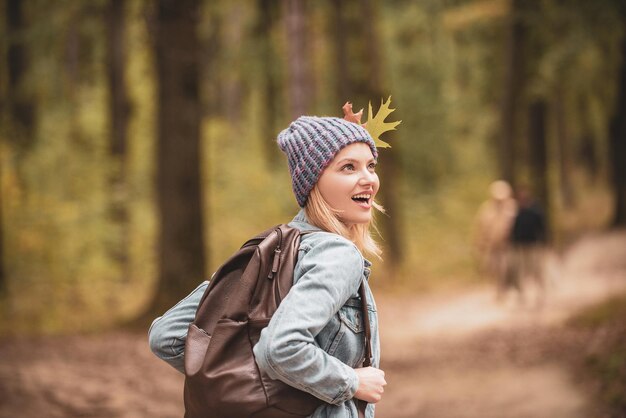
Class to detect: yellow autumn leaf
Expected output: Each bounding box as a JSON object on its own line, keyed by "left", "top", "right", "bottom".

{"left": 366, "top": 96, "right": 401, "bottom": 148}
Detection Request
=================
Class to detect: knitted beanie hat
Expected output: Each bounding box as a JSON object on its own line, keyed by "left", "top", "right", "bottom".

{"left": 277, "top": 116, "right": 378, "bottom": 207}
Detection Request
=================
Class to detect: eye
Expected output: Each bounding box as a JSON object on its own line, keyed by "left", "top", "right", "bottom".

{"left": 368, "top": 162, "right": 377, "bottom": 171}
{"left": 341, "top": 163, "right": 355, "bottom": 171}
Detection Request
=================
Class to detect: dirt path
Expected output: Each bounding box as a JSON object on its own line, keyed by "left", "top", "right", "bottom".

{"left": 0, "top": 232, "right": 624, "bottom": 418}
{"left": 375, "top": 231, "right": 626, "bottom": 418}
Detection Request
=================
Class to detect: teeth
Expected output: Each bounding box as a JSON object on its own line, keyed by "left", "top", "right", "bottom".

{"left": 352, "top": 194, "right": 372, "bottom": 199}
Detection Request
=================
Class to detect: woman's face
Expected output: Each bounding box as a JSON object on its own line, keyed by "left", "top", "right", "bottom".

{"left": 317, "top": 142, "right": 380, "bottom": 225}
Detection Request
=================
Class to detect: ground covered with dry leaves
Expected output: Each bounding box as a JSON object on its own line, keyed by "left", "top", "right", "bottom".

{"left": 1, "top": 231, "right": 625, "bottom": 418}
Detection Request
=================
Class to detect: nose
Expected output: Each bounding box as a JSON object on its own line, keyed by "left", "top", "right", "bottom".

{"left": 358, "top": 167, "right": 377, "bottom": 185}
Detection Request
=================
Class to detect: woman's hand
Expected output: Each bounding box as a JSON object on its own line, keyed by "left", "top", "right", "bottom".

{"left": 354, "top": 367, "right": 387, "bottom": 403}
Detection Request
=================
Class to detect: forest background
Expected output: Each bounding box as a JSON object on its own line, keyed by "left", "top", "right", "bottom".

{"left": 1, "top": 0, "right": 625, "bottom": 337}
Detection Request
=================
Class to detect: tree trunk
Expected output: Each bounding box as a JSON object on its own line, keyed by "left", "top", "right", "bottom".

{"left": 528, "top": 100, "right": 550, "bottom": 235}
{"left": 576, "top": 96, "right": 598, "bottom": 181}
{"left": 107, "top": 0, "right": 131, "bottom": 281}
{"left": 0, "top": 0, "right": 28, "bottom": 296}
{"left": 222, "top": 3, "right": 246, "bottom": 123}
{"left": 202, "top": 3, "right": 221, "bottom": 119}
{"left": 0, "top": 153, "right": 4, "bottom": 296}
{"left": 362, "top": 0, "right": 403, "bottom": 274}
{"left": 107, "top": 0, "right": 130, "bottom": 164}
{"left": 609, "top": 33, "right": 626, "bottom": 227}
{"left": 499, "top": 0, "right": 525, "bottom": 186}
{"left": 331, "top": 0, "right": 350, "bottom": 103}
{"left": 256, "top": 0, "right": 281, "bottom": 166}
{"left": 6, "top": 0, "right": 35, "bottom": 151}
{"left": 554, "top": 86, "right": 574, "bottom": 208}
{"left": 149, "top": 0, "right": 206, "bottom": 315}
{"left": 284, "top": 0, "right": 313, "bottom": 119}
{"left": 330, "top": 1, "right": 370, "bottom": 106}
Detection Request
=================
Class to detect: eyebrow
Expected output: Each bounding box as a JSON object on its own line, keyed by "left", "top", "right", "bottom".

{"left": 335, "top": 157, "right": 377, "bottom": 165}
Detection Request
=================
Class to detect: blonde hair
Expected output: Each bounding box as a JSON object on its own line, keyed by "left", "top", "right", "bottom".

{"left": 304, "top": 185, "right": 384, "bottom": 259}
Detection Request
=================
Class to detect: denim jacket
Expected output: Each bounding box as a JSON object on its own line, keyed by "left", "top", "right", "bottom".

{"left": 149, "top": 210, "right": 380, "bottom": 418}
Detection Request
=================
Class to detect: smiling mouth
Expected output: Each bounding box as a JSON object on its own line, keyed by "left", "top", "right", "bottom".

{"left": 351, "top": 193, "right": 372, "bottom": 207}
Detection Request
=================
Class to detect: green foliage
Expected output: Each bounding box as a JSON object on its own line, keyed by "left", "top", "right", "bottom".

{"left": 0, "top": 0, "right": 156, "bottom": 334}
{"left": 203, "top": 108, "right": 296, "bottom": 275}
{"left": 1, "top": 0, "right": 624, "bottom": 334}
{"left": 383, "top": 1, "right": 455, "bottom": 192}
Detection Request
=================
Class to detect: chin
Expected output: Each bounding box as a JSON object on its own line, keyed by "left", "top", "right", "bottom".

{"left": 341, "top": 214, "right": 372, "bottom": 226}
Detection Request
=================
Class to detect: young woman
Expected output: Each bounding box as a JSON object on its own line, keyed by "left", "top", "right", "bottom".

{"left": 149, "top": 115, "right": 387, "bottom": 417}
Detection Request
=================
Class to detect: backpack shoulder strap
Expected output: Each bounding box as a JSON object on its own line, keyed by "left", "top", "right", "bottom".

{"left": 358, "top": 282, "right": 372, "bottom": 367}
{"left": 196, "top": 224, "right": 309, "bottom": 327}
{"left": 357, "top": 281, "right": 373, "bottom": 418}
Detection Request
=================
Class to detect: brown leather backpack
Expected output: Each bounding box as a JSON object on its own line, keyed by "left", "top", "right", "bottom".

{"left": 183, "top": 224, "right": 372, "bottom": 418}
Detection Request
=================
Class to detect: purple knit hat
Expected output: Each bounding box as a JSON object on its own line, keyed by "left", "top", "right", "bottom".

{"left": 277, "top": 116, "right": 378, "bottom": 207}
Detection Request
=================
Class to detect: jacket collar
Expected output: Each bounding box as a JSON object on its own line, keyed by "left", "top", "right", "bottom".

{"left": 290, "top": 209, "right": 322, "bottom": 232}
{"left": 290, "top": 209, "right": 373, "bottom": 269}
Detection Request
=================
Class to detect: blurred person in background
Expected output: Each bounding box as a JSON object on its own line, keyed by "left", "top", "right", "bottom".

{"left": 472, "top": 180, "right": 518, "bottom": 301}
{"left": 508, "top": 185, "right": 547, "bottom": 307}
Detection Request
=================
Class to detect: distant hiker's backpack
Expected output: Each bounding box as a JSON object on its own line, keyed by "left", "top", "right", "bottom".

{"left": 183, "top": 224, "right": 323, "bottom": 418}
